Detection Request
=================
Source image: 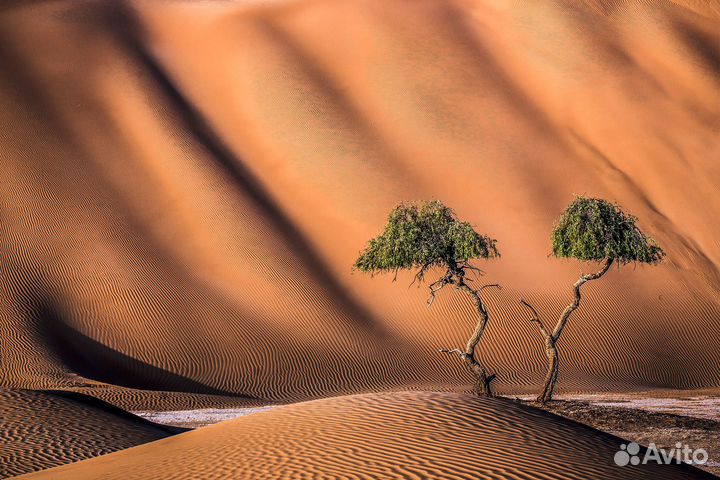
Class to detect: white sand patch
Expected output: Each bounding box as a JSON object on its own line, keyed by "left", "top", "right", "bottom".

{"left": 530, "top": 394, "right": 720, "bottom": 421}
{"left": 565, "top": 395, "right": 720, "bottom": 421}
{"left": 134, "top": 406, "right": 277, "bottom": 428}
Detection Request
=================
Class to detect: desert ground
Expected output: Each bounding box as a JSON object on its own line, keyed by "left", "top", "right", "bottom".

{"left": 0, "top": 0, "right": 718, "bottom": 478}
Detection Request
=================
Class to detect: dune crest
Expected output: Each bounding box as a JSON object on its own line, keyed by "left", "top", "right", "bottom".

{"left": 16, "top": 391, "right": 713, "bottom": 480}
{"left": 0, "top": 389, "right": 179, "bottom": 478}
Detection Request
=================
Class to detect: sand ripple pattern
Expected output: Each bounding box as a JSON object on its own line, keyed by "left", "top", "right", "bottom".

{"left": 0, "top": 389, "right": 177, "bottom": 479}
{"left": 0, "top": 0, "right": 719, "bottom": 403}
{"left": 18, "top": 391, "right": 713, "bottom": 480}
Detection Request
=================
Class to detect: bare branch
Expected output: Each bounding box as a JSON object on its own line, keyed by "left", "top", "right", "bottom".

{"left": 439, "top": 348, "right": 466, "bottom": 357}
{"left": 458, "top": 262, "right": 485, "bottom": 282}
{"left": 424, "top": 268, "right": 457, "bottom": 306}
{"left": 478, "top": 283, "right": 501, "bottom": 293}
{"left": 427, "top": 285, "right": 444, "bottom": 305}
{"left": 409, "top": 261, "right": 434, "bottom": 288}
{"left": 427, "top": 274, "right": 452, "bottom": 306}
{"left": 519, "top": 298, "right": 540, "bottom": 319}
{"left": 409, "top": 270, "right": 421, "bottom": 288}
{"left": 459, "top": 263, "right": 484, "bottom": 274}
{"left": 439, "top": 347, "right": 474, "bottom": 364}
{"left": 519, "top": 298, "right": 551, "bottom": 339}
{"left": 552, "top": 258, "right": 613, "bottom": 341}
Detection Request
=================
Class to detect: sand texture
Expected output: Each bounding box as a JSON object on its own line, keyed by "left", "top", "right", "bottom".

{"left": 1, "top": 0, "right": 718, "bottom": 403}
{"left": 0, "top": 0, "right": 719, "bottom": 477}
{"left": 16, "top": 391, "right": 715, "bottom": 480}
{"left": 0, "top": 389, "right": 180, "bottom": 478}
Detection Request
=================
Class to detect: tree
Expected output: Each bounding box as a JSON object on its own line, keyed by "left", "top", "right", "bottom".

{"left": 354, "top": 200, "right": 501, "bottom": 396}
{"left": 520, "top": 196, "right": 665, "bottom": 403}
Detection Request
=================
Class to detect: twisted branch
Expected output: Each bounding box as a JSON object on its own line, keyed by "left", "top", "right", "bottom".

{"left": 519, "top": 298, "right": 551, "bottom": 340}
{"left": 411, "top": 262, "right": 501, "bottom": 395}
{"left": 552, "top": 258, "right": 613, "bottom": 341}
{"left": 426, "top": 270, "right": 454, "bottom": 306}
{"left": 478, "top": 283, "right": 501, "bottom": 293}
{"left": 439, "top": 347, "right": 468, "bottom": 358}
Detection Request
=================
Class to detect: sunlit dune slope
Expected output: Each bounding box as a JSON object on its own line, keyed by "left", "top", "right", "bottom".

{"left": 0, "top": 389, "right": 181, "bottom": 479}
{"left": 0, "top": 0, "right": 719, "bottom": 402}
{"left": 16, "top": 391, "right": 714, "bottom": 480}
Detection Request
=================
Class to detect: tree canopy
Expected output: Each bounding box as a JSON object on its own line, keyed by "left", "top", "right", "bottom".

{"left": 551, "top": 196, "right": 665, "bottom": 265}
{"left": 353, "top": 200, "right": 499, "bottom": 275}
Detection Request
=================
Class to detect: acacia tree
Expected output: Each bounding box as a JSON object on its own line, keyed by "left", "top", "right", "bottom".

{"left": 520, "top": 196, "right": 665, "bottom": 403}
{"left": 354, "top": 200, "right": 501, "bottom": 396}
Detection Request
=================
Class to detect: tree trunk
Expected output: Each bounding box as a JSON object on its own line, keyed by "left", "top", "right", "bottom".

{"left": 551, "top": 258, "right": 613, "bottom": 342}
{"left": 439, "top": 347, "right": 498, "bottom": 396}
{"left": 538, "top": 258, "right": 613, "bottom": 403}
{"left": 474, "top": 369, "right": 497, "bottom": 397}
{"left": 520, "top": 258, "right": 613, "bottom": 404}
{"left": 457, "top": 280, "right": 496, "bottom": 396}
{"left": 439, "top": 271, "right": 498, "bottom": 397}
{"left": 456, "top": 281, "right": 490, "bottom": 359}
{"left": 537, "top": 341, "right": 558, "bottom": 403}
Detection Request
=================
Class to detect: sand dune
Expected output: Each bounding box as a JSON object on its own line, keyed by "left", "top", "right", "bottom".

{"left": 1, "top": 0, "right": 719, "bottom": 402}
{"left": 16, "top": 391, "right": 714, "bottom": 480}
{"left": 0, "top": 389, "right": 180, "bottom": 478}
{"left": 1, "top": 0, "right": 719, "bottom": 478}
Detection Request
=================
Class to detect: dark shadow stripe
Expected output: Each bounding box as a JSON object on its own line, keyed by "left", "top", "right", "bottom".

{"left": 104, "top": 2, "right": 391, "bottom": 337}
{"left": 40, "top": 389, "right": 189, "bottom": 434}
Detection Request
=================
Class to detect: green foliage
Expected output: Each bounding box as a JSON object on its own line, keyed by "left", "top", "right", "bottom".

{"left": 552, "top": 196, "right": 665, "bottom": 265}
{"left": 353, "top": 200, "right": 499, "bottom": 274}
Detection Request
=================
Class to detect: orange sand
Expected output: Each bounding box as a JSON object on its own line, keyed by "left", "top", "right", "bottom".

{"left": 16, "top": 391, "right": 713, "bottom": 480}
{"left": 0, "top": 389, "right": 178, "bottom": 478}
{"left": 0, "top": 0, "right": 718, "bottom": 477}
{"left": 1, "top": 0, "right": 718, "bottom": 402}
